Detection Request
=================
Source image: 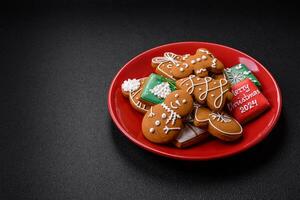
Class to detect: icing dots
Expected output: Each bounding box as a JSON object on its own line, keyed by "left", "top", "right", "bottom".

{"left": 122, "top": 79, "right": 140, "bottom": 92}
{"left": 155, "top": 120, "right": 160, "bottom": 126}
{"left": 149, "top": 128, "right": 155, "bottom": 133}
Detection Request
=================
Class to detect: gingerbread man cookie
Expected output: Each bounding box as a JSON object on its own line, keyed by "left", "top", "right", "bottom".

{"left": 194, "top": 106, "right": 243, "bottom": 142}
{"left": 183, "top": 48, "right": 224, "bottom": 77}
{"left": 176, "top": 75, "right": 233, "bottom": 112}
{"left": 121, "top": 78, "right": 152, "bottom": 114}
{"left": 142, "top": 90, "right": 194, "bottom": 144}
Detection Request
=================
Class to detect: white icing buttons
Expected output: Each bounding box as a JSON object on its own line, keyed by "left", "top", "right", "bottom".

{"left": 191, "top": 60, "right": 196, "bottom": 64}
{"left": 182, "top": 99, "right": 187, "bottom": 104}
{"left": 155, "top": 120, "right": 160, "bottom": 126}
{"left": 201, "top": 55, "right": 207, "bottom": 60}
{"left": 162, "top": 113, "right": 167, "bottom": 119}
{"left": 175, "top": 94, "right": 179, "bottom": 98}
{"left": 180, "top": 67, "right": 184, "bottom": 72}
{"left": 196, "top": 58, "right": 201, "bottom": 62}
{"left": 149, "top": 128, "right": 155, "bottom": 133}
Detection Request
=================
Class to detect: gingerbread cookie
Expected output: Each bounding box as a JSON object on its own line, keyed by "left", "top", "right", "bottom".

{"left": 182, "top": 48, "right": 224, "bottom": 77}
{"left": 194, "top": 106, "right": 243, "bottom": 142}
{"left": 227, "top": 78, "right": 270, "bottom": 124}
{"left": 151, "top": 52, "right": 182, "bottom": 80}
{"left": 140, "top": 73, "right": 177, "bottom": 105}
{"left": 176, "top": 75, "right": 233, "bottom": 112}
{"left": 142, "top": 90, "right": 194, "bottom": 144}
{"left": 174, "top": 123, "right": 209, "bottom": 148}
{"left": 121, "top": 78, "right": 151, "bottom": 113}
{"left": 224, "top": 64, "right": 261, "bottom": 87}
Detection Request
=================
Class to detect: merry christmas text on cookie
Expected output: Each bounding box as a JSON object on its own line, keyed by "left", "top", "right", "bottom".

{"left": 227, "top": 78, "right": 270, "bottom": 124}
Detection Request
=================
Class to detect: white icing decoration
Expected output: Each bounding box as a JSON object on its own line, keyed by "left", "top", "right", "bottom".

{"left": 182, "top": 54, "right": 190, "bottom": 60}
{"left": 191, "top": 60, "right": 196, "bottom": 64}
{"left": 209, "top": 112, "right": 231, "bottom": 123}
{"left": 148, "top": 106, "right": 155, "bottom": 117}
{"left": 122, "top": 79, "right": 140, "bottom": 92}
{"left": 179, "top": 75, "right": 229, "bottom": 109}
{"left": 243, "top": 71, "right": 251, "bottom": 75}
{"left": 235, "top": 64, "right": 243, "bottom": 69}
{"left": 198, "top": 49, "right": 212, "bottom": 56}
{"left": 196, "top": 58, "right": 201, "bottom": 62}
{"left": 182, "top": 99, "right": 187, "bottom": 104}
{"left": 152, "top": 52, "right": 180, "bottom": 65}
{"left": 149, "top": 82, "right": 172, "bottom": 99}
{"left": 201, "top": 55, "right": 207, "bottom": 60}
{"left": 211, "top": 94, "right": 214, "bottom": 97}
{"left": 182, "top": 63, "right": 189, "bottom": 68}
{"left": 180, "top": 67, "right": 184, "bottom": 72}
{"left": 149, "top": 128, "right": 155, "bottom": 133}
{"left": 162, "top": 113, "right": 167, "bottom": 119}
{"left": 153, "top": 52, "right": 181, "bottom": 81}
{"left": 155, "top": 120, "right": 160, "bottom": 126}
{"left": 194, "top": 108, "right": 243, "bottom": 135}
{"left": 129, "top": 87, "right": 149, "bottom": 112}
{"left": 175, "top": 94, "right": 179, "bottom": 98}
{"left": 226, "top": 70, "right": 245, "bottom": 84}
{"left": 211, "top": 58, "right": 217, "bottom": 68}
{"left": 161, "top": 103, "right": 181, "bottom": 125}
{"left": 163, "top": 126, "right": 181, "bottom": 134}
{"left": 170, "top": 102, "right": 178, "bottom": 109}
{"left": 196, "top": 68, "right": 207, "bottom": 74}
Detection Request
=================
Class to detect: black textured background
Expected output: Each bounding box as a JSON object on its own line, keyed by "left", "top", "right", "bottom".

{"left": 1, "top": 1, "right": 300, "bottom": 200}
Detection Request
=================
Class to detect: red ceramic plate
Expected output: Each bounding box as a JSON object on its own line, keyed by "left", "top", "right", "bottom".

{"left": 108, "top": 42, "right": 282, "bottom": 160}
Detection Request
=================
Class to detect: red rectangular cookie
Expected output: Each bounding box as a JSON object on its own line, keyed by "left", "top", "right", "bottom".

{"left": 227, "top": 78, "right": 270, "bottom": 124}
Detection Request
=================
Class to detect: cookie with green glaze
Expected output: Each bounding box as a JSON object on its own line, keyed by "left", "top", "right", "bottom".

{"left": 224, "top": 64, "right": 261, "bottom": 87}
{"left": 141, "top": 73, "right": 177, "bottom": 105}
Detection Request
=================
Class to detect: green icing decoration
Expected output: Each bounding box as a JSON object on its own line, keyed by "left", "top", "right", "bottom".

{"left": 141, "top": 73, "right": 177, "bottom": 104}
{"left": 224, "top": 64, "right": 261, "bottom": 87}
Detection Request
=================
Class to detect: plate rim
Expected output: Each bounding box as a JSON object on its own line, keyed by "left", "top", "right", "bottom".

{"left": 107, "top": 41, "right": 282, "bottom": 160}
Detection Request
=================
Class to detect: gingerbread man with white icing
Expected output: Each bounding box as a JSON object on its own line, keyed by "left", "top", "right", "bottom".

{"left": 184, "top": 48, "right": 224, "bottom": 77}
{"left": 142, "top": 90, "right": 194, "bottom": 144}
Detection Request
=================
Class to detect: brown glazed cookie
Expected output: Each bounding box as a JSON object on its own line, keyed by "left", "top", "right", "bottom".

{"left": 142, "top": 90, "right": 194, "bottom": 144}
{"left": 194, "top": 106, "right": 243, "bottom": 142}
{"left": 151, "top": 52, "right": 182, "bottom": 81}
{"left": 121, "top": 78, "right": 151, "bottom": 114}
{"left": 152, "top": 52, "right": 194, "bottom": 80}
{"left": 176, "top": 75, "right": 233, "bottom": 112}
{"left": 182, "top": 48, "right": 224, "bottom": 77}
